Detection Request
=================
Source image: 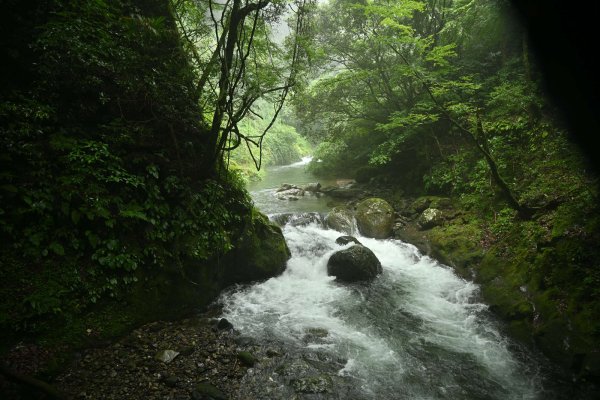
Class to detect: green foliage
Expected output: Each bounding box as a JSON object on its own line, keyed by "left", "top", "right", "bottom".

{"left": 308, "top": 141, "right": 349, "bottom": 176}
{"left": 0, "top": 0, "right": 253, "bottom": 341}
{"left": 290, "top": 1, "right": 600, "bottom": 367}
{"left": 228, "top": 104, "right": 312, "bottom": 181}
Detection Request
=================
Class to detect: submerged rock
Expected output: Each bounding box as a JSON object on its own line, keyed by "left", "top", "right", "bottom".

{"left": 155, "top": 349, "right": 179, "bottom": 363}
{"left": 270, "top": 212, "right": 325, "bottom": 227}
{"left": 288, "top": 213, "right": 325, "bottom": 228}
{"left": 326, "top": 207, "right": 355, "bottom": 234}
{"left": 327, "top": 245, "right": 382, "bottom": 282}
{"left": 335, "top": 236, "right": 362, "bottom": 246}
{"left": 355, "top": 198, "right": 395, "bottom": 238}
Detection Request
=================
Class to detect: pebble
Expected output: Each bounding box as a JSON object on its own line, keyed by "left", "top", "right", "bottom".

{"left": 53, "top": 315, "right": 254, "bottom": 399}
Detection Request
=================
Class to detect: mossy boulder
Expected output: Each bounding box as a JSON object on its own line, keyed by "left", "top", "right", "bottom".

{"left": 417, "top": 208, "right": 444, "bottom": 230}
{"left": 326, "top": 207, "right": 355, "bottom": 234}
{"left": 223, "top": 211, "right": 291, "bottom": 284}
{"left": 408, "top": 196, "right": 453, "bottom": 215}
{"left": 327, "top": 245, "right": 382, "bottom": 282}
{"left": 355, "top": 198, "right": 395, "bottom": 239}
{"left": 237, "top": 351, "right": 258, "bottom": 367}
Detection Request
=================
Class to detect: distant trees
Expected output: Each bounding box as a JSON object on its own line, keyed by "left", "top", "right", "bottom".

{"left": 293, "top": 0, "right": 580, "bottom": 216}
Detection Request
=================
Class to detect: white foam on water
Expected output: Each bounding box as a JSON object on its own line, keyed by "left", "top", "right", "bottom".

{"left": 221, "top": 220, "right": 542, "bottom": 398}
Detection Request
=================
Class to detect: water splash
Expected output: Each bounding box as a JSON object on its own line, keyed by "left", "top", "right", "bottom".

{"left": 221, "top": 219, "right": 542, "bottom": 399}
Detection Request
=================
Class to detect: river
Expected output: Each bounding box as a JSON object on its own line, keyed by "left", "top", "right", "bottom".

{"left": 219, "top": 158, "right": 584, "bottom": 399}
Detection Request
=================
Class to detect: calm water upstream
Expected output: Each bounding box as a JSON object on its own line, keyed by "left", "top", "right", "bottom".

{"left": 219, "top": 158, "right": 590, "bottom": 399}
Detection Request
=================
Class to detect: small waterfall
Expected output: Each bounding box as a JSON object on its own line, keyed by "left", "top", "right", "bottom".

{"left": 269, "top": 212, "right": 327, "bottom": 228}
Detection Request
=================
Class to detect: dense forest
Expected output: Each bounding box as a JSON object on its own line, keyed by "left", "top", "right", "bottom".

{"left": 291, "top": 0, "right": 600, "bottom": 379}
{"left": 1, "top": 0, "right": 599, "bottom": 398}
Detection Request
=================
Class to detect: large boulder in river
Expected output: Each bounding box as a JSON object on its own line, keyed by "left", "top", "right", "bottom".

{"left": 417, "top": 208, "right": 443, "bottom": 230}
{"left": 303, "top": 182, "right": 322, "bottom": 192}
{"left": 335, "top": 236, "right": 362, "bottom": 246}
{"left": 277, "top": 183, "right": 299, "bottom": 192}
{"left": 275, "top": 188, "right": 305, "bottom": 201}
{"left": 223, "top": 211, "right": 291, "bottom": 284}
{"left": 327, "top": 245, "right": 382, "bottom": 282}
{"left": 325, "top": 207, "right": 355, "bottom": 234}
{"left": 355, "top": 198, "right": 395, "bottom": 239}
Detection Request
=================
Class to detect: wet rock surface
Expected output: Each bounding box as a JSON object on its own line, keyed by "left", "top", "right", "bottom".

{"left": 40, "top": 312, "right": 361, "bottom": 400}
{"left": 355, "top": 198, "right": 395, "bottom": 239}
{"left": 325, "top": 207, "right": 355, "bottom": 234}
{"left": 53, "top": 315, "right": 251, "bottom": 399}
{"left": 335, "top": 236, "right": 362, "bottom": 246}
{"left": 327, "top": 244, "right": 383, "bottom": 282}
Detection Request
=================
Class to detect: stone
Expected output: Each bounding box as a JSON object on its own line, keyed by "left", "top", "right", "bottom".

{"left": 179, "top": 346, "right": 195, "bottom": 356}
{"left": 325, "top": 188, "right": 363, "bottom": 200}
{"left": 417, "top": 208, "right": 443, "bottom": 230}
{"left": 222, "top": 211, "right": 291, "bottom": 284}
{"left": 288, "top": 212, "right": 325, "bottom": 228}
{"left": 266, "top": 349, "right": 282, "bottom": 358}
{"left": 274, "top": 188, "right": 305, "bottom": 200}
{"left": 325, "top": 207, "right": 355, "bottom": 234}
{"left": 303, "top": 182, "right": 322, "bottom": 192}
{"left": 276, "top": 183, "right": 298, "bottom": 192}
{"left": 161, "top": 373, "right": 179, "bottom": 387}
{"left": 217, "top": 318, "right": 233, "bottom": 331}
{"left": 335, "top": 236, "right": 362, "bottom": 246}
{"left": 327, "top": 245, "right": 382, "bottom": 282}
{"left": 291, "top": 375, "right": 333, "bottom": 393}
{"left": 236, "top": 351, "right": 257, "bottom": 367}
{"left": 430, "top": 197, "right": 452, "bottom": 209}
{"left": 193, "top": 382, "right": 227, "bottom": 400}
{"left": 355, "top": 198, "right": 395, "bottom": 238}
{"left": 411, "top": 197, "right": 432, "bottom": 213}
{"left": 154, "top": 349, "right": 179, "bottom": 363}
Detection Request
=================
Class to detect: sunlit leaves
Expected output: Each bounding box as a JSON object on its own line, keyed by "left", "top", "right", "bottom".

{"left": 425, "top": 44, "right": 457, "bottom": 67}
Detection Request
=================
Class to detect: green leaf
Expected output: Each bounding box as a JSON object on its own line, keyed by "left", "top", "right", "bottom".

{"left": 49, "top": 242, "right": 65, "bottom": 256}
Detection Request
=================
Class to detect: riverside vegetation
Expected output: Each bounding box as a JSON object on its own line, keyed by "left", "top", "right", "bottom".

{"left": 1, "top": 0, "right": 598, "bottom": 398}
{"left": 290, "top": 0, "right": 600, "bottom": 382}
{"left": 0, "top": 0, "right": 300, "bottom": 395}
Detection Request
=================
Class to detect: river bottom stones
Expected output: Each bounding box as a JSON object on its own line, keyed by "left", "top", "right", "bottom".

{"left": 327, "top": 244, "right": 382, "bottom": 282}
{"left": 291, "top": 375, "right": 333, "bottom": 393}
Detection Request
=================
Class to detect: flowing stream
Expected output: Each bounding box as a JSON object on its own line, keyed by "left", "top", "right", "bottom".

{"left": 219, "top": 158, "right": 580, "bottom": 399}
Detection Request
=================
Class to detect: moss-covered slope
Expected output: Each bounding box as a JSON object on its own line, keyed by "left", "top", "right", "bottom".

{"left": 0, "top": 0, "right": 290, "bottom": 371}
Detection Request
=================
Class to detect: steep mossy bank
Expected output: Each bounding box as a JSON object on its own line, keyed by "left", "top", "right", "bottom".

{"left": 0, "top": 0, "right": 291, "bottom": 385}
{"left": 384, "top": 192, "right": 600, "bottom": 380}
